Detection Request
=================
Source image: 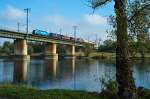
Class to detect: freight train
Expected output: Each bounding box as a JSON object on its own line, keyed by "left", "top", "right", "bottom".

{"left": 32, "top": 29, "right": 84, "bottom": 43}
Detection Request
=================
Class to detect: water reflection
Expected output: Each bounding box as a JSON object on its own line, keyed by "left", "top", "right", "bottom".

{"left": 0, "top": 60, "right": 13, "bottom": 83}
{"left": 28, "top": 60, "right": 45, "bottom": 85}
{"left": 133, "top": 60, "right": 150, "bottom": 88}
{"left": 0, "top": 58, "right": 150, "bottom": 92}
{"left": 13, "top": 59, "right": 28, "bottom": 83}
{"left": 56, "top": 59, "right": 76, "bottom": 90}
{"left": 44, "top": 59, "right": 57, "bottom": 80}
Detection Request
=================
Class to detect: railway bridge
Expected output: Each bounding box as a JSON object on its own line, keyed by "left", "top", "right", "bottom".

{"left": 0, "top": 29, "right": 93, "bottom": 60}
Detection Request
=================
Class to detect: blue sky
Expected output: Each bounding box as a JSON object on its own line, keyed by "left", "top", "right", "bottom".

{"left": 0, "top": 0, "right": 114, "bottom": 45}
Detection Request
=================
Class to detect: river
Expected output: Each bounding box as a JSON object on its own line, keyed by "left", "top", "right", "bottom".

{"left": 0, "top": 58, "right": 150, "bottom": 92}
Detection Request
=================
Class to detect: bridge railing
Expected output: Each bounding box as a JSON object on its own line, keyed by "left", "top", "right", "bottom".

{"left": 0, "top": 27, "right": 32, "bottom": 34}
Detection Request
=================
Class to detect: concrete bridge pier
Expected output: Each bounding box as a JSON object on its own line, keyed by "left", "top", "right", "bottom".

{"left": 66, "top": 45, "right": 76, "bottom": 59}
{"left": 44, "top": 43, "right": 58, "bottom": 60}
{"left": 14, "top": 39, "right": 30, "bottom": 60}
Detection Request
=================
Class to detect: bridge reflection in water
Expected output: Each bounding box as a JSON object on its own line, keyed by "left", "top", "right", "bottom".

{"left": 13, "top": 59, "right": 29, "bottom": 83}
{"left": 12, "top": 58, "right": 76, "bottom": 88}
{"left": 44, "top": 59, "right": 57, "bottom": 80}
{"left": 0, "top": 58, "right": 150, "bottom": 92}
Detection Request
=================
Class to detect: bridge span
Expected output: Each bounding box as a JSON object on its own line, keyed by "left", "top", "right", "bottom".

{"left": 0, "top": 29, "right": 94, "bottom": 60}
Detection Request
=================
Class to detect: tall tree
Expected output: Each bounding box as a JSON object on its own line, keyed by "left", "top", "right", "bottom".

{"left": 88, "top": 0, "right": 137, "bottom": 98}
{"left": 107, "top": 0, "right": 150, "bottom": 58}
{"left": 128, "top": 0, "right": 150, "bottom": 58}
{"left": 88, "top": 0, "right": 150, "bottom": 98}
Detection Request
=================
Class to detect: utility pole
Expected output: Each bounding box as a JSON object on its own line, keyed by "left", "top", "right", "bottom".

{"left": 59, "top": 28, "right": 62, "bottom": 35}
{"left": 24, "top": 8, "right": 31, "bottom": 37}
{"left": 73, "top": 26, "right": 78, "bottom": 44}
{"left": 95, "top": 34, "right": 98, "bottom": 48}
{"left": 87, "top": 36, "right": 90, "bottom": 43}
{"left": 17, "top": 22, "right": 20, "bottom": 32}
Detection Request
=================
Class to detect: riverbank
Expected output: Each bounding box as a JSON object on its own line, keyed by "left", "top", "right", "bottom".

{"left": 89, "top": 52, "right": 150, "bottom": 60}
{"left": 0, "top": 85, "right": 150, "bottom": 99}
{"left": 89, "top": 52, "right": 116, "bottom": 59}
{"left": 1, "top": 52, "right": 150, "bottom": 60}
{"left": 0, "top": 85, "right": 100, "bottom": 99}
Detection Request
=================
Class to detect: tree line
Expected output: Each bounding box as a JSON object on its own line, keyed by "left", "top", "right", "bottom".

{"left": 0, "top": 41, "right": 44, "bottom": 55}
{"left": 97, "top": 37, "right": 150, "bottom": 58}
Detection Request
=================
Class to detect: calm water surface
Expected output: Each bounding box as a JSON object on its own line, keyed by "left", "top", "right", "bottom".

{"left": 0, "top": 58, "right": 150, "bottom": 92}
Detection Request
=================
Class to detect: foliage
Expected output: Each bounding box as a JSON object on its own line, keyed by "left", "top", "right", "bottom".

{"left": 84, "top": 43, "right": 93, "bottom": 57}
{"left": 107, "top": 0, "right": 150, "bottom": 58}
{"left": 0, "top": 41, "right": 45, "bottom": 55}
{"left": 127, "top": 0, "right": 150, "bottom": 37}
{"left": 28, "top": 42, "right": 44, "bottom": 54}
{"left": 88, "top": 0, "right": 112, "bottom": 9}
{"left": 129, "top": 39, "right": 150, "bottom": 58}
{"left": 138, "top": 87, "right": 150, "bottom": 99}
{"left": 0, "top": 41, "right": 14, "bottom": 55}
{"left": 127, "top": 0, "right": 150, "bottom": 58}
{"left": 99, "top": 79, "right": 119, "bottom": 99}
{"left": 98, "top": 39, "right": 116, "bottom": 52}
{"left": 57, "top": 45, "right": 66, "bottom": 54}
{"left": 100, "top": 78, "right": 118, "bottom": 93}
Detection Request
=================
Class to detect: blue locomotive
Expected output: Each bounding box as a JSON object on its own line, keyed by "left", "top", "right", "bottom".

{"left": 32, "top": 29, "right": 49, "bottom": 36}
{"left": 32, "top": 29, "right": 84, "bottom": 43}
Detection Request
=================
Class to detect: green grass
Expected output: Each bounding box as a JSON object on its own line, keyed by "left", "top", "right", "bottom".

{"left": 89, "top": 52, "right": 150, "bottom": 59}
{"left": 90, "top": 52, "right": 115, "bottom": 57}
{"left": 0, "top": 84, "right": 150, "bottom": 99}
{"left": 0, "top": 84, "right": 100, "bottom": 99}
{"left": 89, "top": 52, "right": 116, "bottom": 59}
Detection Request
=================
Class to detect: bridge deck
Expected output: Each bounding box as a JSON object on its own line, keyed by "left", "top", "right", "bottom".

{"left": 0, "top": 29, "right": 83, "bottom": 46}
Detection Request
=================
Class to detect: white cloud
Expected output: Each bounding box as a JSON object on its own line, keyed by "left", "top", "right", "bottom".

{"left": 84, "top": 14, "right": 107, "bottom": 25}
{"left": 43, "top": 15, "right": 76, "bottom": 28}
{"left": 0, "top": 5, "right": 25, "bottom": 21}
